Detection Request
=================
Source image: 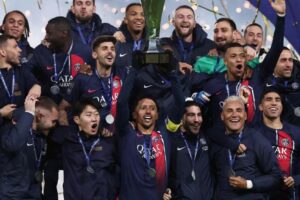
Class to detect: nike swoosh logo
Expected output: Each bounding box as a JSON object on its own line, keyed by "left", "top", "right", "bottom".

{"left": 87, "top": 89, "right": 97, "bottom": 93}
{"left": 27, "top": 143, "right": 34, "bottom": 147}
{"left": 266, "top": 83, "right": 273, "bottom": 87}
{"left": 177, "top": 146, "right": 186, "bottom": 151}
{"left": 119, "top": 53, "right": 127, "bottom": 57}
{"left": 143, "top": 85, "right": 152, "bottom": 89}
{"left": 46, "top": 66, "right": 54, "bottom": 70}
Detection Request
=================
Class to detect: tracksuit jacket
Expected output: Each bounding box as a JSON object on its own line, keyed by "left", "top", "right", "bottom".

{"left": 0, "top": 111, "right": 46, "bottom": 200}
{"left": 0, "top": 65, "right": 38, "bottom": 125}
{"left": 210, "top": 127, "right": 282, "bottom": 200}
{"left": 116, "top": 68, "right": 185, "bottom": 200}
{"left": 166, "top": 23, "right": 216, "bottom": 65}
{"left": 26, "top": 41, "right": 92, "bottom": 103}
{"left": 169, "top": 131, "right": 214, "bottom": 200}
{"left": 257, "top": 122, "right": 300, "bottom": 200}
{"left": 50, "top": 125, "right": 118, "bottom": 200}
{"left": 201, "top": 15, "right": 285, "bottom": 150}
{"left": 66, "top": 11, "right": 117, "bottom": 47}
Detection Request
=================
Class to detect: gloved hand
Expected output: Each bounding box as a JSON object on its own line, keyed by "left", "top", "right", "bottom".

{"left": 192, "top": 91, "right": 211, "bottom": 105}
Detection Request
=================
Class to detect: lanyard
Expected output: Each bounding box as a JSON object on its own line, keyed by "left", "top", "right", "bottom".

{"left": 180, "top": 132, "right": 199, "bottom": 170}
{"left": 52, "top": 41, "right": 74, "bottom": 82}
{"left": 178, "top": 39, "right": 194, "bottom": 62}
{"left": 29, "top": 129, "right": 46, "bottom": 169}
{"left": 95, "top": 69, "right": 113, "bottom": 108}
{"left": 77, "top": 132, "right": 100, "bottom": 167}
{"left": 227, "top": 132, "right": 243, "bottom": 168}
{"left": 225, "top": 75, "right": 241, "bottom": 97}
{"left": 143, "top": 135, "right": 152, "bottom": 167}
{"left": 133, "top": 40, "right": 142, "bottom": 51}
{"left": 0, "top": 68, "right": 15, "bottom": 103}
{"left": 76, "top": 22, "right": 95, "bottom": 45}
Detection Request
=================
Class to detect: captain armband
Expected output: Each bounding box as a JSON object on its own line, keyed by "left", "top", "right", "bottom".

{"left": 166, "top": 118, "right": 181, "bottom": 132}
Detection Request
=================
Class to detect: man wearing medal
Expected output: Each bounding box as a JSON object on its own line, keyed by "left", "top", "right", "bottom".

{"left": 60, "top": 35, "right": 123, "bottom": 134}
{"left": 210, "top": 95, "right": 281, "bottom": 200}
{"left": 26, "top": 16, "right": 93, "bottom": 199}
{"left": 66, "top": 0, "right": 125, "bottom": 48}
{"left": 168, "top": 99, "right": 213, "bottom": 200}
{"left": 257, "top": 87, "right": 300, "bottom": 199}
{"left": 0, "top": 35, "right": 41, "bottom": 124}
{"left": 265, "top": 47, "right": 300, "bottom": 127}
{"left": 0, "top": 96, "right": 59, "bottom": 199}
{"left": 50, "top": 98, "right": 118, "bottom": 200}
{"left": 116, "top": 57, "right": 184, "bottom": 200}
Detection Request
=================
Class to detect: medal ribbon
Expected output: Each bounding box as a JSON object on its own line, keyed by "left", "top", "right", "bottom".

{"left": 95, "top": 69, "right": 113, "bottom": 109}
{"left": 178, "top": 39, "right": 194, "bottom": 62}
{"left": 52, "top": 41, "right": 74, "bottom": 83}
{"left": 180, "top": 132, "right": 199, "bottom": 174}
{"left": 29, "top": 129, "right": 46, "bottom": 169}
{"left": 133, "top": 40, "right": 142, "bottom": 51}
{"left": 77, "top": 132, "right": 100, "bottom": 168}
{"left": 0, "top": 68, "right": 15, "bottom": 103}
{"left": 76, "top": 22, "right": 95, "bottom": 45}
{"left": 227, "top": 132, "right": 243, "bottom": 169}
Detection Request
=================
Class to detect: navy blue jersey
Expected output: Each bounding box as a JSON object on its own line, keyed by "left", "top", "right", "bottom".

{"left": 169, "top": 131, "right": 214, "bottom": 200}
{"left": 67, "top": 11, "right": 117, "bottom": 48}
{"left": 116, "top": 68, "right": 184, "bottom": 200}
{"left": 18, "top": 38, "right": 33, "bottom": 64}
{"left": 26, "top": 42, "right": 92, "bottom": 103}
{"left": 64, "top": 69, "right": 123, "bottom": 119}
{"left": 210, "top": 127, "right": 281, "bottom": 200}
{"left": 0, "top": 111, "right": 46, "bottom": 199}
{"left": 50, "top": 126, "right": 117, "bottom": 200}
{"left": 257, "top": 122, "right": 300, "bottom": 199}
{"left": 166, "top": 23, "right": 216, "bottom": 65}
{"left": 0, "top": 66, "right": 37, "bottom": 108}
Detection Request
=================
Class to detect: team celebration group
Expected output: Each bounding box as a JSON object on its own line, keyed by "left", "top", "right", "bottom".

{"left": 0, "top": 0, "right": 299, "bottom": 199}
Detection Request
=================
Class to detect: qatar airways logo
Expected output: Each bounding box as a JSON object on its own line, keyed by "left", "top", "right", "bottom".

{"left": 273, "top": 146, "right": 288, "bottom": 160}
{"left": 137, "top": 143, "right": 163, "bottom": 159}
{"left": 51, "top": 75, "right": 73, "bottom": 87}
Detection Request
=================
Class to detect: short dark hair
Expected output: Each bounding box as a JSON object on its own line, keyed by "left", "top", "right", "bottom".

{"left": 73, "top": 0, "right": 95, "bottom": 5}
{"left": 92, "top": 35, "right": 116, "bottom": 51}
{"left": 224, "top": 42, "right": 243, "bottom": 53}
{"left": 72, "top": 98, "right": 101, "bottom": 117}
{"left": 259, "top": 86, "right": 283, "bottom": 103}
{"left": 175, "top": 5, "right": 195, "bottom": 17}
{"left": 0, "top": 35, "right": 16, "bottom": 48}
{"left": 1, "top": 10, "right": 30, "bottom": 39}
{"left": 132, "top": 95, "right": 160, "bottom": 114}
{"left": 184, "top": 100, "right": 201, "bottom": 113}
{"left": 36, "top": 96, "right": 58, "bottom": 111}
{"left": 47, "top": 16, "right": 71, "bottom": 34}
{"left": 125, "top": 3, "right": 142, "bottom": 13}
{"left": 244, "top": 23, "right": 263, "bottom": 36}
{"left": 215, "top": 18, "right": 237, "bottom": 31}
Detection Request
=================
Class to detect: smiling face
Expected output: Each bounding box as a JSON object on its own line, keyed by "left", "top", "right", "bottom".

{"left": 173, "top": 7, "right": 196, "bottom": 40}
{"left": 2, "top": 12, "right": 26, "bottom": 41}
{"left": 71, "top": 0, "right": 95, "bottom": 23}
{"left": 182, "top": 105, "right": 202, "bottom": 135}
{"left": 274, "top": 49, "right": 294, "bottom": 78}
{"left": 224, "top": 46, "right": 246, "bottom": 80}
{"left": 133, "top": 98, "right": 158, "bottom": 133}
{"left": 214, "top": 21, "right": 235, "bottom": 49}
{"left": 124, "top": 5, "right": 145, "bottom": 34}
{"left": 259, "top": 92, "right": 282, "bottom": 120}
{"left": 74, "top": 105, "right": 100, "bottom": 136}
{"left": 244, "top": 24, "right": 263, "bottom": 52}
{"left": 92, "top": 41, "right": 116, "bottom": 68}
{"left": 221, "top": 97, "right": 247, "bottom": 134}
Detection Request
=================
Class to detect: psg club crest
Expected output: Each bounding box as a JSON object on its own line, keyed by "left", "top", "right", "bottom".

{"left": 281, "top": 138, "right": 290, "bottom": 147}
